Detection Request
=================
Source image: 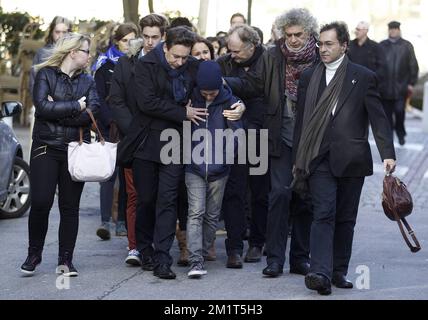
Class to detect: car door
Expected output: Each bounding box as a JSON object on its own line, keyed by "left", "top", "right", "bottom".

{"left": 0, "top": 120, "right": 16, "bottom": 202}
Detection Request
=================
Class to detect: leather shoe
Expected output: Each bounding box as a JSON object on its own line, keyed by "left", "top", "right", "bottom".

{"left": 262, "top": 262, "right": 283, "bottom": 277}
{"left": 289, "top": 262, "right": 310, "bottom": 276}
{"left": 153, "top": 264, "right": 176, "bottom": 279}
{"left": 332, "top": 273, "right": 353, "bottom": 289}
{"left": 226, "top": 254, "right": 243, "bottom": 269}
{"left": 305, "top": 272, "right": 332, "bottom": 296}
{"left": 141, "top": 255, "right": 155, "bottom": 271}
{"left": 244, "top": 246, "right": 262, "bottom": 263}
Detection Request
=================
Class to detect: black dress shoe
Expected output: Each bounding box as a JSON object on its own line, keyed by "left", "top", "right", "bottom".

{"left": 244, "top": 246, "right": 262, "bottom": 263}
{"left": 262, "top": 262, "right": 283, "bottom": 277}
{"left": 141, "top": 256, "right": 155, "bottom": 271}
{"left": 289, "top": 262, "right": 310, "bottom": 276}
{"left": 305, "top": 272, "right": 332, "bottom": 296}
{"left": 226, "top": 254, "right": 243, "bottom": 269}
{"left": 332, "top": 273, "right": 353, "bottom": 289}
{"left": 153, "top": 264, "right": 176, "bottom": 279}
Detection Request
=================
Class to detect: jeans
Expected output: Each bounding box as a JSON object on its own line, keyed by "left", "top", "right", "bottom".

{"left": 185, "top": 172, "right": 228, "bottom": 265}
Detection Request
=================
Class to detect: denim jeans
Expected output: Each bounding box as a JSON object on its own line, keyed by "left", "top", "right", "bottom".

{"left": 185, "top": 172, "right": 228, "bottom": 265}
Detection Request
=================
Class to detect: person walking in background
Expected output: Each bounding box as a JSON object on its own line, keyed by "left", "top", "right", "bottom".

{"left": 348, "top": 21, "right": 384, "bottom": 77}
{"left": 21, "top": 34, "right": 100, "bottom": 277}
{"left": 230, "top": 13, "right": 247, "bottom": 28}
{"left": 186, "top": 61, "right": 243, "bottom": 278}
{"left": 93, "top": 22, "right": 139, "bottom": 241}
{"left": 379, "top": 21, "right": 419, "bottom": 146}
{"left": 29, "top": 16, "right": 72, "bottom": 97}
{"left": 292, "top": 22, "right": 395, "bottom": 295}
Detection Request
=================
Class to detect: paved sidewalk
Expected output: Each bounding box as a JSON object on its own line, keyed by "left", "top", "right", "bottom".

{"left": 0, "top": 115, "right": 427, "bottom": 300}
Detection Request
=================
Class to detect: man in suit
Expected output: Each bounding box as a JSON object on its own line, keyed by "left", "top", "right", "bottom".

{"left": 380, "top": 21, "right": 419, "bottom": 146}
{"left": 292, "top": 22, "right": 396, "bottom": 295}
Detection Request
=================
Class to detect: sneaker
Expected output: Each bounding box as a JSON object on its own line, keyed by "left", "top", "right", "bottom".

{"left": 115, "top": 221, "right": 127, "bottom": 237}
{"left": 187, "top": 263, "right": 207, "bottom": 279}
{"left": 97, "top": 222, "right": 111, "bottom": 240}
{"left": 56, "top": 252, "right": 78, "bottom": 277}
{"left": 125, "top": 249, "right": 142, "bottom": 266}
{"left": 20, "top": 250, "right": 42, "bottom": 276}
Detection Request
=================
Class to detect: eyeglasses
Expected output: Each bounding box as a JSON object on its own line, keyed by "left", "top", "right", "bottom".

{"left": 77, "top": 49, "right": 90, "bottom": 54}
{"left": 315, "top": 41, "right": 339, "bottom": 49}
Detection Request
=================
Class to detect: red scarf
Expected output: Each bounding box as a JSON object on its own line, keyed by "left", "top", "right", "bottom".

{"left": 280, "top": 36, "right": 317, "bottom": 101}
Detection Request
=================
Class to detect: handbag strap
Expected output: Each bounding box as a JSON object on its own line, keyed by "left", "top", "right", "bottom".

{"left": 79, "top": 109, "right": 105, "bottom": 145}
{"left": 391, "top": 208, "right": 421, "bottom": 253}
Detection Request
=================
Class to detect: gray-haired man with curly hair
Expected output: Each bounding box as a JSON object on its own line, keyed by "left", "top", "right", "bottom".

{"left": 224, "top": 8, "right": 319, "bottom": 278}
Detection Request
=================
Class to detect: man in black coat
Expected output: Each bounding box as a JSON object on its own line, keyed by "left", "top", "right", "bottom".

{"left": 379, "top": 21, "right": 419, "bottom": 145}
{"left": 293, "top": 22, "right": 396, "bottom": 296}
{"left": 225, "top": 8, "right": 319, "bottom": 278}
{"left": 133, "top": 26, "right": 246, "bottom": 279}
{"left": 133, "top": 27, "right": 204, "bottom": 279}
{"left": 348, "top": 21, "right": 384, "bottom": 77}
{"left": 217, "top": 24, "right": 269, "bottom": 267}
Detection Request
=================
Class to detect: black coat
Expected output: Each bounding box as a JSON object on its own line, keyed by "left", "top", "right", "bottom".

{"left": 225, "top": 43, "right": 319, "bottom": 157}
{"left": 217, "top": 49, "right": 266, "bottom": 129}
{"left": 94, "top": 60, "right": 116, "bottom": 136}
{"left": 32, "top": 66, "right": 100, "bottom": 151}
{"left": 109, "top": 53, "right": 140, "bottom": 136}
{"left": 293, "top": 62, "right": 396, "bottom": 178}
{"left": 379, "top": 38, "right": 419, "bottom": 99}
{"left": 348, "top": 38, "right": 384, "bottom": 78}
{"left": 134, "top": 48, "right": 200, "bottom": 163}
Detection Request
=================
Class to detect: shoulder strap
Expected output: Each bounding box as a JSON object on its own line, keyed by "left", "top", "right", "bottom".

{"left": 79, "top": 109, "right": 105, "bottom": 145}
{"left": 392, "top": 208, "right": 421, "bottom": 253}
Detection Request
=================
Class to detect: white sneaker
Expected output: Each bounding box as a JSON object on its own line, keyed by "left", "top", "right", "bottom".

{"left": 187, "top": 263, "right": 207, "bottom": 279}
{"left": 125, "top": 249, "right": 142, "bottom": 266}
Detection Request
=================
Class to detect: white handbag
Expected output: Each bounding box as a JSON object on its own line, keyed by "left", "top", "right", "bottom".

{"left": 68, "top": 109, "right": 117, "bottom": 182}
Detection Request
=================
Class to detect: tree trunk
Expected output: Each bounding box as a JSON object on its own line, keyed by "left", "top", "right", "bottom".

{"left": 247, "top": 0, "right": 252, "bottom": 25}
{"left": 197, "top": 0, "right": 209, "bottom": 36}
{"left": 148, "top": 0, "right": 154, "bottom": 13}
{"left": 123, "top": 0, "right": 140, "bottom": 25}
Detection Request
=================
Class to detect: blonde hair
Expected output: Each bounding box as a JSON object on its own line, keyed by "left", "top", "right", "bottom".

{"left": 35, "top": 33, "right": 91, "bottom": 72}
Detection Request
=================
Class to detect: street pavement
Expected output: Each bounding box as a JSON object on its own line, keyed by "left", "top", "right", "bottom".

{"left": 0, "top": 113, "right": 427, "bottom": 301}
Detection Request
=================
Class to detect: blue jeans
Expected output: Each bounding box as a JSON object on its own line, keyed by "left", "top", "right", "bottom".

{"left": 185, "top": 172, "right": 228, "bottom": 265}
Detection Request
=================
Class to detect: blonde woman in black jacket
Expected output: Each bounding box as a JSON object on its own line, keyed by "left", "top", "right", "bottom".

{"left": 21, "top": 33, "right": 100, "bottom": 277}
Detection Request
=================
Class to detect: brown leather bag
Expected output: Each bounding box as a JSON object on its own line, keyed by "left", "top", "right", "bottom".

{"left": 382, "top": 174, "right": 421, "bottom": 252}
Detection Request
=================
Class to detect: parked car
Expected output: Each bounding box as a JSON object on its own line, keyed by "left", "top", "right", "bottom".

{"left": 0, "top": 101, "right": 31, "bottom": 218}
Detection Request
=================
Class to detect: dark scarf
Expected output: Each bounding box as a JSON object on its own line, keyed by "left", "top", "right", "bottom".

{"left": 234, "top": 44, "right": 264, "bottom": 68}
{"left": 292, "top": 55, "right": 349, "bottom": 195}
{"left": 280, "top": 36, "right": 317, "bottom": 101}
{"left": 92, "top": 45, "right": 124, "bottom": 72}
{"left": 155, "top": 42, "right": 190, "bottom": 104}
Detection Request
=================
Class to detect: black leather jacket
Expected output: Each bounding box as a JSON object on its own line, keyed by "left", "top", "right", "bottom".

{"left": 32, "top": 66, "right": 100, "bottom": 150}
{"left": 379, "top": 38, "right": 419, "bottom": 99}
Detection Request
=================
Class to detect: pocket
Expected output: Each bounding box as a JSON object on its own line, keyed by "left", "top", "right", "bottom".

{"left": 31, "top": 145, "right": 47, "bottom": 160}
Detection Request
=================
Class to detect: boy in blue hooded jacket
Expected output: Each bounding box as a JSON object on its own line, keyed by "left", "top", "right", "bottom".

{"left": 186, "top": 60, "right": 244, "bottom": 278}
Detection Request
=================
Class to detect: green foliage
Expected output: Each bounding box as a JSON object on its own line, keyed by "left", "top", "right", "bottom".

{"left": 0, "top": 6, "right": 43, "bottom": 58}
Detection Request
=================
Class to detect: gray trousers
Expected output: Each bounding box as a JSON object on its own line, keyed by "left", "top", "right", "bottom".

{"left": 185, "top": 172, "right": 228, "bottom": 265}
